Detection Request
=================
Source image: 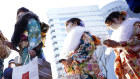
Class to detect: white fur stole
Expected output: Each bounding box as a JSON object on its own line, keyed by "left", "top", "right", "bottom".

{"left": 106, "top": 18, "right": 140, "bottom": 55}
{"left": 60, "top": 26, "right": 90, "bottom": 59}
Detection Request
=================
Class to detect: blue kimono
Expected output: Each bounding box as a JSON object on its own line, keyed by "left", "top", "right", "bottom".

{"left": 20, "top": 18, "right": 46, "bottom": 65}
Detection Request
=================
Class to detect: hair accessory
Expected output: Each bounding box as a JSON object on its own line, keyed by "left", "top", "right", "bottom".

{"left": 120, "top": 11, "right": 129, "bottom": 19}
{"left": 120, "top": 11, "right": 127, "bottom": 15}
{"left": 79, "top": 21, "right": 85, "bottom": 27}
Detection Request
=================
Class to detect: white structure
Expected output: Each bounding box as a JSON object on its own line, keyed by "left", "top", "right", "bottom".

{"left": 47, "top": 0, "right": 128, "bottom": 79}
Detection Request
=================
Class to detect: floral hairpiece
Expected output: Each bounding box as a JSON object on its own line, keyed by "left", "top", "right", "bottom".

{"left": 120, "top": 11, "right": 127, "bottom": 16}
{"left": 120, "top": 11, "right": 128, "bottom": 19}
{"left": 79, "top": 21, "right": 85, "bottom": 27}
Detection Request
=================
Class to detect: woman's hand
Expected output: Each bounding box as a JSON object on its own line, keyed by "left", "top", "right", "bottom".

{"left": 103, "top": 39, "right": 120, "bottom": 48}
{"left": 28, "top": 50, "right": 36, "bottom": 58}
{"left": 66, "top": 57, "right": 73, "bottom": 66}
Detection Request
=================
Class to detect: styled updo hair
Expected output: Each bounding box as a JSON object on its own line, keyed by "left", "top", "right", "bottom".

{"left": 105, "top": 11, "right": 127, "bottom": 24}
{"left": 17, "top": 7, "right": 30, "bottom": 15}
{"left": 66, "top": 18, "right": 85, "bottom": 27}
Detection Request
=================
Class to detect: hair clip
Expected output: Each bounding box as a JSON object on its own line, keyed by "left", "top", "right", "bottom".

{"left": 120, "top": 11, "right": 129, "bottom": 19}
{"left": 79, "top": 21, "right": 85, "bottom": 27}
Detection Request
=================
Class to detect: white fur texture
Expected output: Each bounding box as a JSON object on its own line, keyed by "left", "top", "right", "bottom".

{"left": 111, "top": 18, "right": 140, "bottom": 42}
{"left": 60, "top": 26, "right": 90, "bottom": 59}
{"left": 105, "top": 18, "right": 140, "bottom": 55}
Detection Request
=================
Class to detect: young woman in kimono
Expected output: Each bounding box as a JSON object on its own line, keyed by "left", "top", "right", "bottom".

{"left": 59, "top": 18, "right": 105, "bottom": 79}
{"left": 103, "top": 11, "right": 140, "bottom": 79}
{"left": 4, "top": 7, "right": 46, "bottom": 65}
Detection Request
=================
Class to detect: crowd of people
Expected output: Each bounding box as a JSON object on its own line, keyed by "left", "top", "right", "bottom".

{"left": 0, "top": 3, "right": 139, "bottom": 79}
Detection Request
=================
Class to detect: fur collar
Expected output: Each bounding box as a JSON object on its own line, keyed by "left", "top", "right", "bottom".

{"left": 11, "top": 12, "right": 40, "bottom": 47}
{"left": 111, "top": 18, "right": 140, "bottom": 42}
{"left": 60, "top": 26, "right": 90, "bottom": 59}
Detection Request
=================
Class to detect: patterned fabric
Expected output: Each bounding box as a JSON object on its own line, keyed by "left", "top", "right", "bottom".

{"left": 64, "top": 32, "right": 104, "bottom": 79}
{"left": 19, "top": 18, "right": 45, "bottom": 65}
{"left": 114, "top": 22, "right": 140, "bottom": 79}
{"left": 60, "top": 74, "right": 81, "bottom": 79}
{"left": 27, "top": 19, "right": 42, "bottom": 51}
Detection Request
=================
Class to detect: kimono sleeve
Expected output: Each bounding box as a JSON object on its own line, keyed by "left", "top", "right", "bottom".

{"left": 71, "top": 33, "right": 94, "bottom": 63}
{"left": 27, "top": 18, "right": 42, "bottom": 51}
{"left": 120, "top": 39, "right": 140, "bottom": 47}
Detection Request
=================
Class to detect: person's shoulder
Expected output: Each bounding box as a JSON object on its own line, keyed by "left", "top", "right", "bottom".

{"left": 83, "top": 32, "right": 92, "bottom": 36}
{"left": 4, "top": 67, "right": 13, "bottom": 72}
{"left": 130, "top": 18, "right": 140, "bottom": 26}
{"left": 134, "top": 21, "right": 140, "bottom": 26}
{"left": 23, "top": 12, "right": 39, "bottom": 21}
{"left": 125, "top": 18, "right": 140, "bottom": 26}
{"left": 82, "top": 32, "right": 92, "bottom": 39}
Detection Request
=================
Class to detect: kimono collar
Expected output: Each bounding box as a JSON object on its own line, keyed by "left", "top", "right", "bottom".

{"left": 60, "top": 26, "right": 90, "bottom": 59}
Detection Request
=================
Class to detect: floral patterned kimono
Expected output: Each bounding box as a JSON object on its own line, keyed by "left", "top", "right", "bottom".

{"left": 61, "top": 26, "right": 104, "bottom": 79}
{"left": 113, "top": 19, "right": 140, "bottom": 79}
{"left": 19, "top": 18, "right": 45, "bottom": 65}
